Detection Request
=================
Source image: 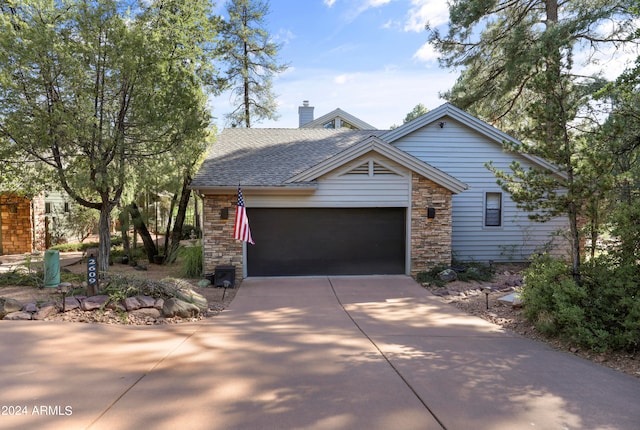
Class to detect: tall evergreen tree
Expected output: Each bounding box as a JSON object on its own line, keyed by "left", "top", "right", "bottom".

{"left": 428, "top": 0, "right": 638, "bottom": 279}
{"left": 219, "top": 0, "right": 288, "bottom": 128}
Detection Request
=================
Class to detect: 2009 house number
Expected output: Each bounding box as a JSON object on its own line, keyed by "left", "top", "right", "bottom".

{"left": 2, "top": 405, "right": 28, "bottom": 415}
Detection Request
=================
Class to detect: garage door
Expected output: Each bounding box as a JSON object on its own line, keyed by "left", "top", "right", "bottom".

{"left": 246, "top": 208, "right": 406, "bottom": 276}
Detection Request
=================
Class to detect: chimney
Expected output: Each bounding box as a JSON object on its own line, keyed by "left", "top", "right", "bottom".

{"left": 298, "top": 100, "right": 314, "bottom": 127}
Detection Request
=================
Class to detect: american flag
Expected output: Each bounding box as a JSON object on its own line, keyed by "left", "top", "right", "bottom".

{"left": 233, "top": 185, "right": 254, "bottom": 244}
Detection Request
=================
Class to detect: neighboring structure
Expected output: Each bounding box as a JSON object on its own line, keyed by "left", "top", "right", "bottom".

{"left": 0, "top": 191, "right": 75, "bottom": 255}
{"left": 191, "top": 102, "right": 568, "bottom": 279}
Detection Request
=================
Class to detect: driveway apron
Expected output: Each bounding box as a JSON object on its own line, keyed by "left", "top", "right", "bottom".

{"left": 1, "top": 276, "right": 639, "bottom": 430}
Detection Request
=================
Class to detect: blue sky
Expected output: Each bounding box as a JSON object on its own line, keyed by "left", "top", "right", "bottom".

{"left": 209, "top": 0, "right": 454, "bottom": 130}
{"left": 209, "top": 0, "right": 637, "bottom": 130}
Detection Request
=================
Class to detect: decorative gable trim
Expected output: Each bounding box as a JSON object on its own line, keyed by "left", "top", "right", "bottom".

{"left": 340, "top": 159, "right": 403, "bottom": 177}
{"left": 301, "top": 108, "right": 375, "bottom": 130}
{"left": 287, "top": 136, "right": 467, "bottom": 193}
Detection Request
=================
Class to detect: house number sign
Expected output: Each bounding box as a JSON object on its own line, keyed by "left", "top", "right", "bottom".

{"left": 87, "top": 254, "right": 98, "bottom": 288}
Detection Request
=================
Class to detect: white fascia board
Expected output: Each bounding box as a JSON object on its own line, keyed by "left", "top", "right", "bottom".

{"left": 190, "top": 184, "right": 318, "bottom": 196}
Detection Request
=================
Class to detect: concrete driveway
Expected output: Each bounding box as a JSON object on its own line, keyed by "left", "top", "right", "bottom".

{"left": 1, "top": 276, "right": 639, "bottom": 430}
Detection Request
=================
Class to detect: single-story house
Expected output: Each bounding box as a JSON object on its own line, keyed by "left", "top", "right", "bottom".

{"left": 190, "top": 102, "right": 568, "bottom": 279}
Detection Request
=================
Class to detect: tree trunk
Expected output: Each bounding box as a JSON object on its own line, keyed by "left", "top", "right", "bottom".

{"left": 127, "top": 202, "right": 157, "bottom": 263}
{"left": 166, "top": 175, "right": 192, "bottom": 263}
{"left": 242, "top": 6, "right": 251, "bottom": 128}
{"left": 194, "top": 194, "right": 200, "bottom": 231}
{"left": 118, "top": 208, "right": 131, "bottom": 261}
{"left": 97, "top": 204, "right": 112, "bottom": 273}
{"left": 163, "top": 192, "right": 178, "bottom": 261}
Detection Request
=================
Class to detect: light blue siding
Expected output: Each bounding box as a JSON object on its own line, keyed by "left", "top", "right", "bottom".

{"left": 394, "top": 118, "right": 569, "bottom": 262}
{"left": 246, "top": 156, "right": 412, "bottom": 208}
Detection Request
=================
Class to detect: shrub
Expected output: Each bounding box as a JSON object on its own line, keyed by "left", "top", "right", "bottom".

{"left": 522, "top": 254, "right": 640, "bottom": 352}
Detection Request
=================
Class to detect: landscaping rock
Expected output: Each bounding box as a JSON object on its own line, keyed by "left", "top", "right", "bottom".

{"left": 129, "top": 308, "right": 161, "bottom": 319}
{"left": 4, "top": 311, "right": 32, "bottom": 320}
{"left": 81, "top": 295, "right": 109, "bottom": 311}
{"left": 163, "top": 298, "right": 200, "bottom": 318}
{"left": 438, "top": 268, "right": 458, "bottom": 282}
{"left": 163, "top": 278, "right": 208, "bottom": 312}
{"left": 63, "top": 297, "right": 81, "bottom": 311}
{"left": 153, "top": 298, "right": 164, "bottom": 310}
{"left": 136, "top": 295, "right": 156, "bottom": 308}
{"left": 1, "top": 298, "right": 24, "bottom": 316}
{"left": 431, "top": 289, "right": 450, "bottom": 297}
{"left": 23, "top": 302, "right": 38, "bottom": 313}
{"left": 123, "top": 297, "right": 141, "bottom": 311}
{"left": 33, "top": 304, "right": 58, "bottom": 320}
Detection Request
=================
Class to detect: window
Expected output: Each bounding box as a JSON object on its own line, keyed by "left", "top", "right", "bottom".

{"left": 323, "top": 119, "right": 335, "bottom": 129}
{"left": 64, "top": 202, "right": 70, "bottom": 213}
{"left": 485, "top": 192, "right": 502, "bottom": 226}
{"left": 45, "top": 202, "right": 52, "bottom": 214}
{"left": 340, "top": 120, "right": 358, "bottom": 130}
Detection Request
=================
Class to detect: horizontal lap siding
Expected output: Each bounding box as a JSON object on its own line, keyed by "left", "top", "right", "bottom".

{"left": 394, "top": 119, "right": 569, "bottom": 262}
{"left": 247, "top": 160, "right": 412, "bottom": 208}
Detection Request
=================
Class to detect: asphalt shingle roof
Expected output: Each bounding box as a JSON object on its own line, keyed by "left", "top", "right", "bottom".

{"left": 191, "top": 128, "right": 386, "bottom": 188}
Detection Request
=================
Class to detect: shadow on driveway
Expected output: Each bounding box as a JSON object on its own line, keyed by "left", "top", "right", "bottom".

{"left": 1, "top": 275, "right": 639, "bottom": 430}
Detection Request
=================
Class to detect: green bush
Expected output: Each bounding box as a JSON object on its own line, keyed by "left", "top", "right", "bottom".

{"left": 50, "top": 242, "right": 97, "bottom": 252}
{"left": 522, "top": 254, "right": 640, "bottom": 352}
{"left": 416, "top": 264, "right": 449, "bottom": 287}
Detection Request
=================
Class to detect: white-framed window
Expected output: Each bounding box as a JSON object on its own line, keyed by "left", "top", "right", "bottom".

{"left": 485, "top": 192, "right": 502, "bottom": 227}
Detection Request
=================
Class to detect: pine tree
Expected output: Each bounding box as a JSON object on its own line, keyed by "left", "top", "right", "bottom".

{"left": 219, "top": 0, "right": 288, "bottom": 128}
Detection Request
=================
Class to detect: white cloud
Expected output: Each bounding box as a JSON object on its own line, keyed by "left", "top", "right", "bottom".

{"left": 334, "top": 73, "right": 360, "bottom": 84}
{"left": 324, "top": 0, "right": 337, "bottom": 7}
{"left": 404, "top": 0, "right": 449, "bottom": 32}
{"left": 275, "top": 28, "right": 296, "bottom": 45}
{"left": 412, "top": 42, "right": 439, "bottom": 63}
{"left": 364, "top": 0, "right": 392, "bottom": 7}
{"left": 337, "top": 0, "right": 395, "bottom": 23}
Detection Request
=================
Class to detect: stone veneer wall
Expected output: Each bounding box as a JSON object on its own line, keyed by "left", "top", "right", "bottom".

{"left": 410, "top": 173, "right": 453, "bottom": 276}
{"left": 202, "top": 194, "right": 244, "bottom": 280}
{"left": 0, "top": 194, "right": 33, "bottom": 255}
